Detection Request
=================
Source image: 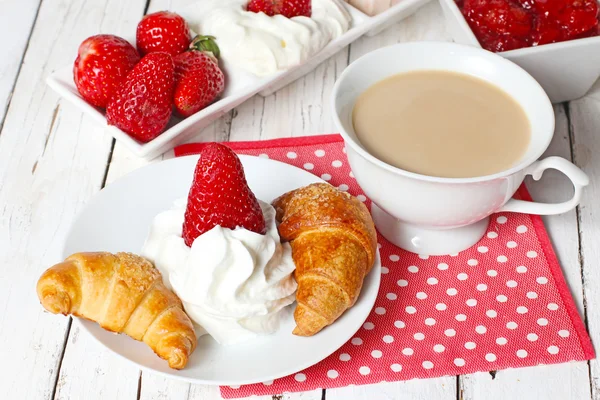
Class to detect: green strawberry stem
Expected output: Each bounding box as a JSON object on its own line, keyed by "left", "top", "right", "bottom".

{"left": 189, "top": 35, "right": 220, "bottom": 60}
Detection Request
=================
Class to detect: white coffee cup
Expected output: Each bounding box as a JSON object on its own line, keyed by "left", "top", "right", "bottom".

{"left": 332, "top": 42, "right": 589, "bottom": 256}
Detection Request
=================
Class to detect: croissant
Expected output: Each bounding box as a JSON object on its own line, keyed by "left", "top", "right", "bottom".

{"left": 36, "top": 252, "right": 196, "bottom": 369}
{"left": 272, "top": 183, "right": 377, "bottom": 336}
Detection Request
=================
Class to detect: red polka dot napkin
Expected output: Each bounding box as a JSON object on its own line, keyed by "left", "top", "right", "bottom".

{"left": 174, "top": 134, "right": 594, "bottom": 399}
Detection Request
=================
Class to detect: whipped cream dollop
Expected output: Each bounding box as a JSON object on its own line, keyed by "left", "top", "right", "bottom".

{"left": 141, "top": 199, "right": 297, "bottom": 345}
{"left": 185, "top": 0, "right": 351, "bottom": 76}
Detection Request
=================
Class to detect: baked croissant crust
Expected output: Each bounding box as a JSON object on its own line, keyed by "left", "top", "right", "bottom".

{"left": 36, "top": 252, "right": 196, "bottom": 369}
{"left": 272, "top": 183, "right": 377, "bottom": 336}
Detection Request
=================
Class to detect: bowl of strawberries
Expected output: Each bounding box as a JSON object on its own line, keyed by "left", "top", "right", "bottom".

{"left": 439, "top": 0, "right": 600, "bottom": 103}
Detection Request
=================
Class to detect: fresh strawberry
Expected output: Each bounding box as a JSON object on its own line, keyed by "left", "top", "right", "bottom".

{"left": 247, "top": 0, "right": 277, "bottom": 15}
{"left": 173, "top": 36, "right": 225, "bottom": 117}
{"left": 182, "top": 143, "right": 266, "bottom": 246}
{"left": 247, "top": 0, "right": 311, "bottom": 18}
{"left": 280, "top": 0, "right": 312, "bottom": 17}
{"left": 73, "top": 34, "right": 140, "bottom": 108}
{"left": 106, "top": 52, "right": 175, "bottom": 143}
{"left": 560, "top": 0, "right": 599, "bottom": 38}
{"left": 136, "top": 11, "right": 191, "bottom": 56}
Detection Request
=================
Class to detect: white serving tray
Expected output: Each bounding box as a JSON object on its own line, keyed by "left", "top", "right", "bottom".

{"left": 47, "top": 0, "right": 431, "bottom": 159}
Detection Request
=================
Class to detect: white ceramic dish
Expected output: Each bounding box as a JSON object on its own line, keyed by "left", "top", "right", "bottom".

{"left": 62, "top": 154, "right": 381, "bottom": 385}
{"left": 46, "top": 0, "right": 430, "bottom": 160}
{"left": 439, "top": 0, "right": 600, "bottom": 103}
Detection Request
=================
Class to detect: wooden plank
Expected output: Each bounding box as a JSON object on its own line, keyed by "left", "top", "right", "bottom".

{"left": 0, "top": 0, "right": 41, "bottom": 127}
{"left": 460, "top": 105, "right": 592, "bottom": 400}
{"left": 140, "top": 379, "right": 323, "bottom": 400}
{"left": 139, "top": 377, "right": 191, "bottom": 400}
{"left": 229, "top": 50, "right": 348, "bottom": 141}
{"left": 55, "top": 323, "right": 140, "bottom": 399}
{"left": 13, "top": 1, "right": 150, "bottom": 399}
{"left": 328, "top": 2, "right": 457, "bottom": 398}
{"left": 569, "top": 81, "right": 600, "bottom": 400}
{"left": 0, "top": 0, "right": 147, "bottom": 397}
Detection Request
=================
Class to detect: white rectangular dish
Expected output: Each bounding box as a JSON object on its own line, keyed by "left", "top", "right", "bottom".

{"left": 47, "top": 0, "right": 431, "bottom": 159}
{"left": 439, "top": 0, "right": 600, "bottom": 104}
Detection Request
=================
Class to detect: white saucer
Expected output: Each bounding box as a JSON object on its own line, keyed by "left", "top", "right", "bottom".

{"left": 63, "top": 155, "right": 381, "bottom": 385}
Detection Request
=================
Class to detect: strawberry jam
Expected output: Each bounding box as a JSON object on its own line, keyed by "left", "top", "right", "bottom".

{"left": 456, "top": 0, "right": 600, "bottom": 52}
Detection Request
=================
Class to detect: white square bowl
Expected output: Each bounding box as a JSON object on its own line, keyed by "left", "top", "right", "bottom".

{"left": 439, "top": 0, "right": 600, "bottom": 103}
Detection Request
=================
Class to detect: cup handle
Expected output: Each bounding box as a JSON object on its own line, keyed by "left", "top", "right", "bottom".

{"left": 498, "top": 156, "right": 589, "bottom": 215}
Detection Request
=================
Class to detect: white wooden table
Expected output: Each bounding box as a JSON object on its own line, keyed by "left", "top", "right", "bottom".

{"left": 1, "top": 0, "right": 598, "bottom": 399}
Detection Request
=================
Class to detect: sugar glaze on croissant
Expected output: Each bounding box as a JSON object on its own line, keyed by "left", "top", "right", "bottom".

{"left": 36, "top": 252, "right": 196, "bottom": 369}
{"left": 272, "top": 183, "right": 377, "bottom": 336}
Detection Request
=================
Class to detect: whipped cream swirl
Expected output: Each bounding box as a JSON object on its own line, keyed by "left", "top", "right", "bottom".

{"left": 142, "top": 199, "right": 297, "bottom": 345}
{"left": 184, "top": 0, "right": 351, "bottom": 76}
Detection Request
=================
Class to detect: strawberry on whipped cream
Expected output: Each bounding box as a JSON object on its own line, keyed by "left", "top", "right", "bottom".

{"left": 183, "top": 0, "right": 351, "bottom": 76}
{"left": 142, "top": 199, "right": 297, "bottom": 345}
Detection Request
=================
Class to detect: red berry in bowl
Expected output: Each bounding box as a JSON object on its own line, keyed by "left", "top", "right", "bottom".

{"left": 560, "top": 0, "right": 599, "bottom": 38}
{"left": 106, "top": 52, "right": 175, "bottom": 143}
{"left": 280, "top": 0, "right": 312, "bottom": 17}
{"left": 576, "top": 23, "right": 600, "bottom": 38}
{"left": 247, "top": 0, "right": 311, "bottom": 18}
{"left": 532, "top": 0, "right": 568, "bottom": 14}
{"left": 136, "top": 11, "right": 191, "bottom": 56}
{"left": 462, "top": 0, "right": 488, "bottom": 17}
{"left": 533, "top": 17, "right": 564, "bottom": 45}
{"left": 173, "top": 36, "right": 225, "bottom": 118}
{"left": 481, "top": 0, "right": 532, "bottom": 37}
{"left": 457, "top": 0, "right": 599, "bottom": 52}
{"left": 486, "top": 34, "right": 530, "bottom": 51}
{"left": 73, "top": 34, "right": 140, "bottom": 108}
{"left": 514, "top": 0, "right": 534, "bottom": 10}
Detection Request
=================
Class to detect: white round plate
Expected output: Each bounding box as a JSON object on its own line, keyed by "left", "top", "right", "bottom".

{"left": 63, "top": 155, "right": 381, "bottom": 385}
